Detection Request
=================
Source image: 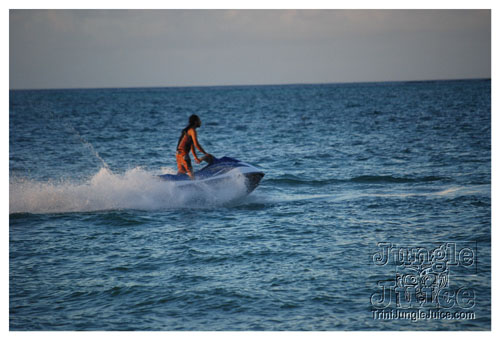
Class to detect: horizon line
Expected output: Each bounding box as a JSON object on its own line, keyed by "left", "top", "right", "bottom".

{"left": 9, "top": 77, "right": 491, "bottom": 91}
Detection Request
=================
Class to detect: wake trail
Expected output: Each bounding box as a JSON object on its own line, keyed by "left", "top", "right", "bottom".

{"left": 9, "top": 167, "right": 249, "bottom": 214}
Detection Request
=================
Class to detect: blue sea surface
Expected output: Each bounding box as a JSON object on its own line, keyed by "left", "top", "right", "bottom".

{"left": 9, "top": 80, "right": 490, "bottom": 330}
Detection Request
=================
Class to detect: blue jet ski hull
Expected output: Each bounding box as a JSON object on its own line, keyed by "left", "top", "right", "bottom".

{"left": 158, "top": 156, "right": 264, "bottom": 194}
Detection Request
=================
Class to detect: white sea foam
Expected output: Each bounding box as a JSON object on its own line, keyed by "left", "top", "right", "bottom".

{"left": 9, "top": 167, "right": 249, "bottom": 214}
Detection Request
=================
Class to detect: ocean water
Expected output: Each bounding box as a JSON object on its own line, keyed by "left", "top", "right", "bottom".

{"left": 9, "top": 80, "right": 490, "bottom": 330}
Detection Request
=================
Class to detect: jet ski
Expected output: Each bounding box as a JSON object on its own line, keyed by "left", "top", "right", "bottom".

{"left": 158, "top": 156, "right": 264, "bottom": 194}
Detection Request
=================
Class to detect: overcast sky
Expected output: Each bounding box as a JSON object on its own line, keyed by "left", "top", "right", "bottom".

{"left": 9, "top": 9, "right": 491, "bottom": 89}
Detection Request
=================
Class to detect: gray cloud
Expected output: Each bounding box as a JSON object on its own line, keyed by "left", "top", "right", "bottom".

{"left": 9, "top": 9, "right": 491, "bottom": 89}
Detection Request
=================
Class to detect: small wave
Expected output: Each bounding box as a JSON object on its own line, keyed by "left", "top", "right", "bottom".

{"left": 9, "top": 167, "right": 249, "bottom": 214}
{"left": 266, "top": 177, "right": 341, "bottom": 187}
{"left": 267, "top": 174, "right": 447, "bottom": 187}
{"left": 253, "top": 185, "right": 490, "bottom": 206}
{"left": 350, "top": 175, "right": 446, "bottom": 184}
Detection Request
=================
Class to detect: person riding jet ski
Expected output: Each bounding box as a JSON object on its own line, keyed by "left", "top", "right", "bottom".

{"left": 175, "top": 114, "right": 213, "bottom": 179}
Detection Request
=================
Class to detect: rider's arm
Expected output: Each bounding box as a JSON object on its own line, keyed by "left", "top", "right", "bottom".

{"left": 191, "top": 144, "right": 200, "bottom": 163}
{"left": 189, "top": 129, "right": 208, "bottom": 155}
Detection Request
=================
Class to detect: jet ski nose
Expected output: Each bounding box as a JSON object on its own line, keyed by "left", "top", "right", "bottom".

{"left": 244, "top": 172, "right": 264, "bottom": 194}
